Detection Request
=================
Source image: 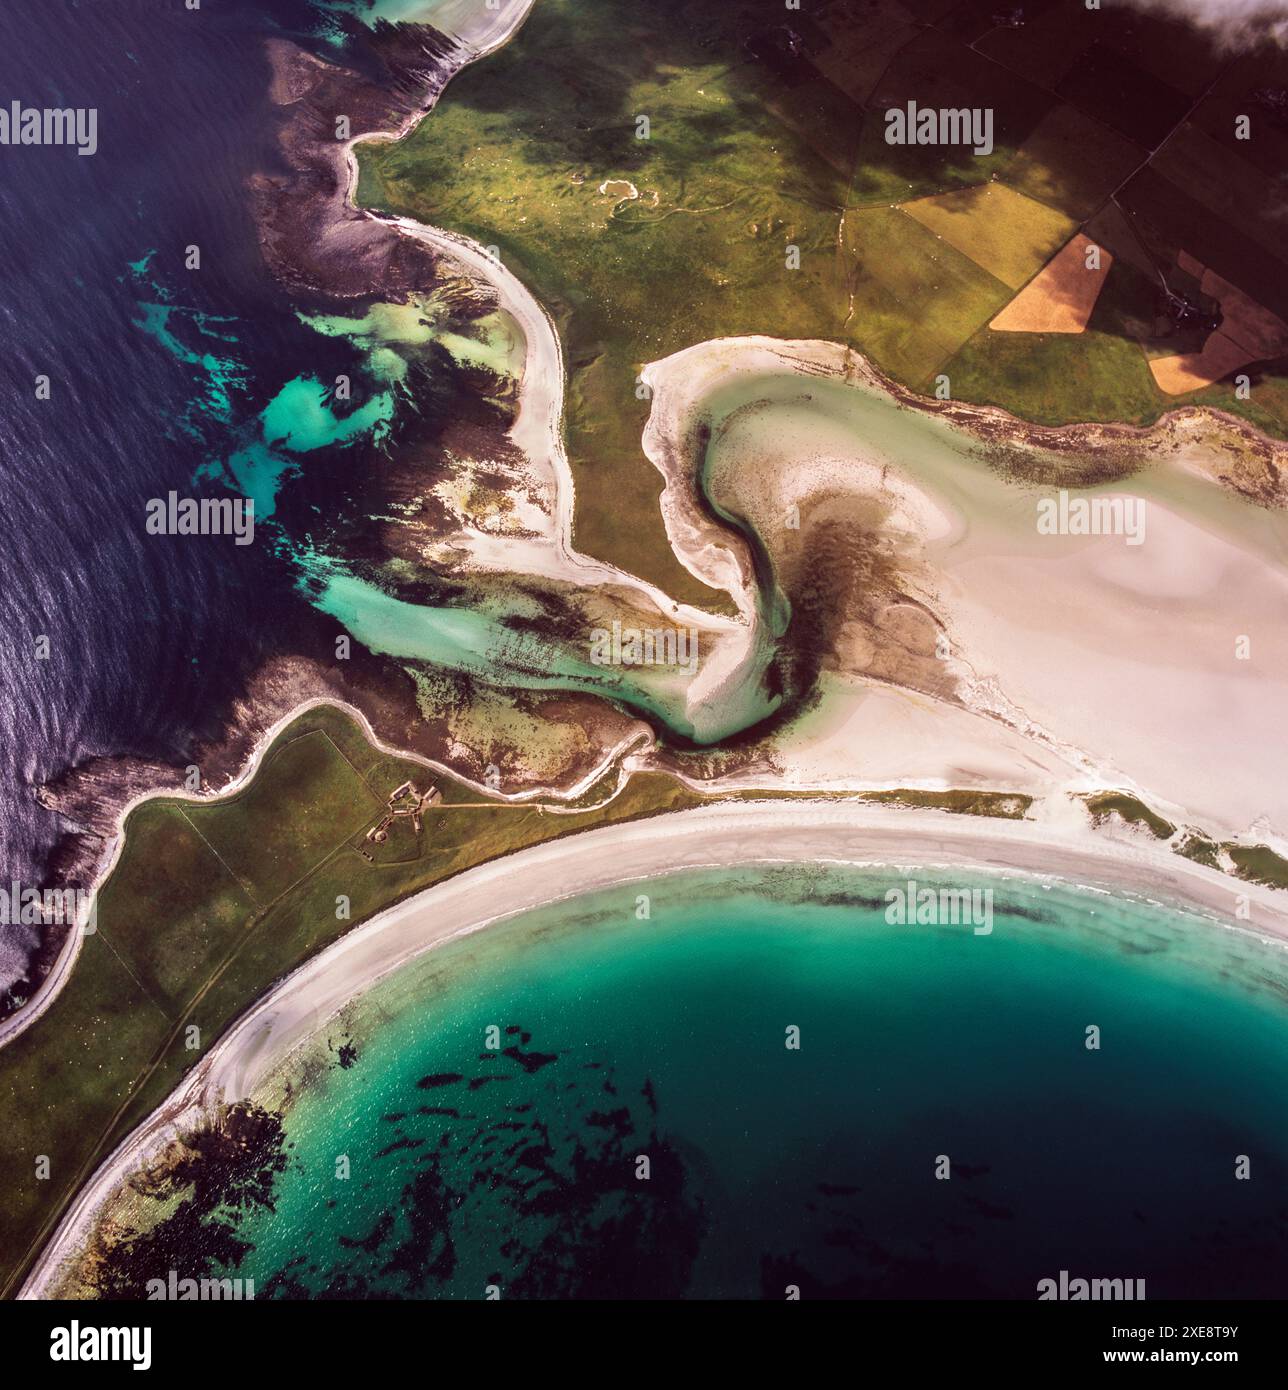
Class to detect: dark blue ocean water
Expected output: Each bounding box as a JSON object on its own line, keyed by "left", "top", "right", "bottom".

{"left": 0, "top": 1, "right": 390, "bottom": 986}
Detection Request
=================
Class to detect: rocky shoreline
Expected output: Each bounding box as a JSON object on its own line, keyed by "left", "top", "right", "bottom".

{"left": 14, "top": 0, "right": 1288, "bottom": 1020}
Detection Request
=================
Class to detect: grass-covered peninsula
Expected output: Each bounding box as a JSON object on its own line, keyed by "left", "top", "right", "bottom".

{"left": 1, "top": 700, "right": 1048, "bottom": 1295}
{"left": 0, "top": 706, "right": 699, "bottom": 1295}
{"left": 356, "top": 0, "right": 1288, "bottom": 594}
{"left": 5, "top": 698, "right": 1285, "bottom": 1295}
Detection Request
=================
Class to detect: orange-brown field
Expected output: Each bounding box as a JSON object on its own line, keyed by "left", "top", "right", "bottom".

{"left": 990, "top": 234, "right": 1114, "bottom": 335}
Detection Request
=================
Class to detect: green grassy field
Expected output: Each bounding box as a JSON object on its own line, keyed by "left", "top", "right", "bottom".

{"left": 0, "top": 692, "right": 1054, "bottom": 1296}
{"left": 354, "top": 0, "right": 1063, "bottom": 598}
{"left": 942, "top": 267, "right": 1167, "bottom": 428}
{"left": 1226, "top": 843, "right": 1288, "bottom": 892}
{"left": 5, "top": 696, "right": 1276, "bottom": 1294}
{"left": 358, "top": 0, "right": 859, "bottom": 601}
{"left": 999, "top": 104, "right": 1144, "bottom": 221}
{"left": 899, "top": 183, "right": 1076, "bottom": 292}
{"left": 0, "top": 706, "right": 708, "bottom": 1297}
{"left": 842, "top": 206, "right": 1013, "bottom": 384}
{"left": 355, "top": 0, "right": 1288, "bottom": 601}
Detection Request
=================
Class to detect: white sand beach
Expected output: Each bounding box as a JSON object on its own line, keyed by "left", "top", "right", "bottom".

{"left": 640, "top": 336, "right": 1288, "bottom": 845}
{"left": 336, "top": 8, "right": 1288, "bottom": 846}
{"left": 16, "top": 0, "right": 1288, "bottom": 1300}
{"left": 340, "top": 20, "right": 761, "bottom": 729}
{"left": 22, "top": 794, "right": 1288, "bottom": 1298}
{"left": 0, "top": 696, "right": 645, "bottom": 1055}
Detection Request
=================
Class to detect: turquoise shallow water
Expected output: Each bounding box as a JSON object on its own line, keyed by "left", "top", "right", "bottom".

{"left": 208, "top": 865, "right": 1288, "bottom": 1298}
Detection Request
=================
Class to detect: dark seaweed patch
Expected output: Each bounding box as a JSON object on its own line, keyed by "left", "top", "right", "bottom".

{"left": 260, "top": 1031, "right": 706, "bottom": 1298}
{"left": 90, "top": 1103, "right": 289, "bottom": 1299}
{"left": 416, "top": 1072, "right": 464, "bottom": 1089}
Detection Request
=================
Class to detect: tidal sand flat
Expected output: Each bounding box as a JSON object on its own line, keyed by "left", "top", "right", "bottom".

{"left": 642, "top": 337, "right": 1288, "bottom": 841}
{"left": 10, "top": 0, "right": 1288, "bottom": 1314}
{"left": 355, "top": 0, "right": 1288, "bottom": 614}
{"left": 46, "top": 857, "right": 1288, "bottom": 1299}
